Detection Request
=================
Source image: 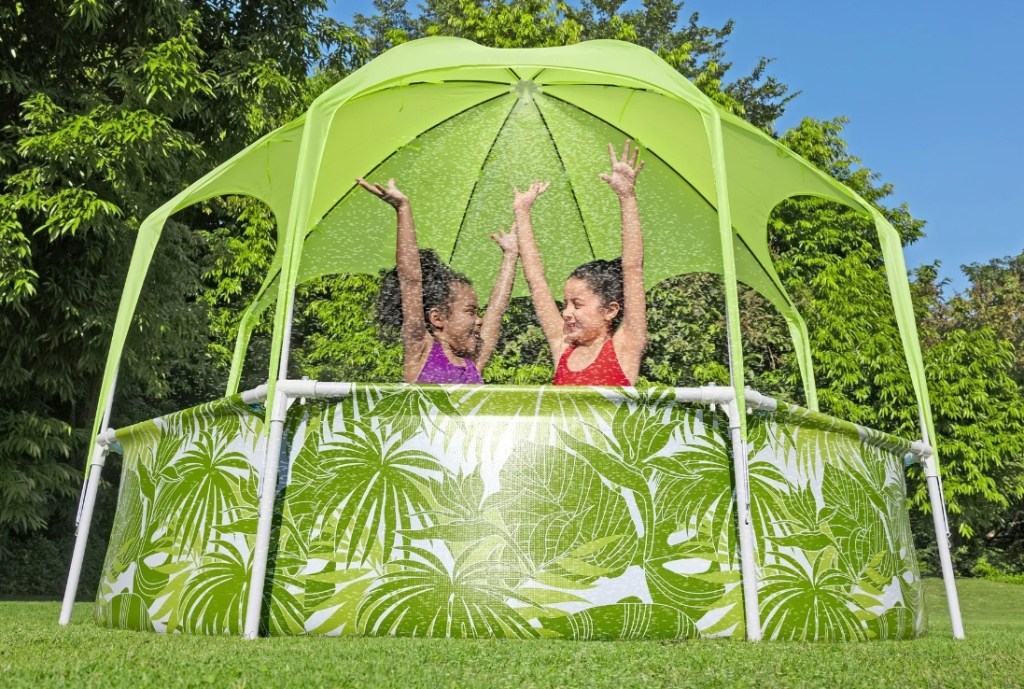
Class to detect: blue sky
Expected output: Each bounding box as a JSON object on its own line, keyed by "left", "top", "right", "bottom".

{"left": 331, "top": 1, "right": 1023, "bottom": 292}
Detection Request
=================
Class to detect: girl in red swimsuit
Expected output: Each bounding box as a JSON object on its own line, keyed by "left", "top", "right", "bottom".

{"left": 514, "top": 141, "right": 647, "bottom": 386}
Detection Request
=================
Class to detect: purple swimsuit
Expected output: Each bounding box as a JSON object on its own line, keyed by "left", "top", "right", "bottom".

{"left": 416, "top": 340, "right": 483, "bottom": 384}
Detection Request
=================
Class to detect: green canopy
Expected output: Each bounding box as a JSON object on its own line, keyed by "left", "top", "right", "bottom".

{"left": 89, "top": 37, "right": 938, "bottom": 463}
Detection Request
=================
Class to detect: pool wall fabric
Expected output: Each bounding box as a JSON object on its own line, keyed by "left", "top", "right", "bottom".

{"left": 95, "top": 385, "right": 923, "bottom": 640}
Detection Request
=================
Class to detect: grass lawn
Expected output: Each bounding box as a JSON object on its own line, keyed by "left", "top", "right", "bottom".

{"left": 2, "top": 578, "right": 1022, "bottom": 689}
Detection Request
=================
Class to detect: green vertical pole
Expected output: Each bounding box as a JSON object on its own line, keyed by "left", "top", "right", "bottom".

{"left": 870, "top": 207, "right": 962, "bottom": 637}
{"left": 226, "top": 303, "right": 260, "bottom": 396}
{"left": 243, "top": 100, "right": 332, "bottom": 639}
{"left": 785, "top": 310, "right": 819, "bottom": 411}
{"left": 703, "top": 108, "right": 761, "bottom": 641}
{"left": 704, "top": 111, "right": 747, "bottom": 442}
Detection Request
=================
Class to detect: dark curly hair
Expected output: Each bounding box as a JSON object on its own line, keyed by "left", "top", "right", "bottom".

{"left": 569, "top": 257, "right": 624, "bottom": 330}
{"left": 376, "top": 248, "right": 473, "bottom": 336}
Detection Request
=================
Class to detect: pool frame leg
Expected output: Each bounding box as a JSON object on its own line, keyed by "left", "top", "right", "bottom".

{"left": 243, "top": 386, "right": 290, "bottom": 640}
{"left": 726, "top": 397, "right": 762, "bottom": 641}
{"left": 921, "top": 453, "right": 965, "bottom": 639}
{"left": 59, "top": 438, "right": 110, "bottom": 625}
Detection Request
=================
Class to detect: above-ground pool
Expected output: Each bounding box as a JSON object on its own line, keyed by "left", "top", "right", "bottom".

{"left": 59, "top": 38, "right": 963, "bottom": 642}
{"left": 92, "top": 383, "right": 924, "bottom": 641}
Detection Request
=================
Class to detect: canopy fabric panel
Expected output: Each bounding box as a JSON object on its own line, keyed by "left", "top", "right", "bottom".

{"left": 88, "top": 37, "right": 937, "bottom": 470}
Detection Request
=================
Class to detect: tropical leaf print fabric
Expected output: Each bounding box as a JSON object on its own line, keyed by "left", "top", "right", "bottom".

{"left": 95, "top": 396, "right": 265, "bottom": 634}
{"left": 748, "top": 404, "right": 923, "bottom": 640}
{"left": 95, "top": 385, "right": 922, "bottom": 640}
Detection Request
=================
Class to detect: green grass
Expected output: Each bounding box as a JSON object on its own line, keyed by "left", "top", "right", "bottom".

{"left": 2, "top": 579, "right": 1023, "bottom": 689}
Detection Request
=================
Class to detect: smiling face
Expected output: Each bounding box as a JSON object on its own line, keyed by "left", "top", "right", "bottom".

{"left": 561, "top": 277, "right": 619, "bottom": 346}
{"left": 430, "top": 281, "right": 482, "bottom": 358}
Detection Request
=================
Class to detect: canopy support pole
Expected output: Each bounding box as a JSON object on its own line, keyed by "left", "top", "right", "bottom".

{"left": 242, "top": 385, "right": 289, "bottom": 640}
{"left": 226, "top": 302, "right": 262, "bottom": 396}
{"left": 242, "top": 289, "right": 298, "bottom": 640}
{"left": 59, "top": 373, "right": 118, "bottom": 626}
{"left": 916, "top": 416, "right": 964, "bottom": 639}
{"left": 868, "top": 207, "right": 958, "bottom": 636}
{"left": 59, "top": 438, "right": 111, "bottom": 625}
{"left": 725, "top": 395, "right": 762, "bottom": 641}
{"left": 241, "top": 93, "right": 332, "bottom": 639}
{"left": 923, "top": 455, "right": 965, "bottom": 639}
{"left": 704, "top": 109, "right": 761, "bottom": 641}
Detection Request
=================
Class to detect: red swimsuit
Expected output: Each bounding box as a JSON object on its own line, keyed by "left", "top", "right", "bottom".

{"left": 553, "top": 338, "right": 631, "bottom": 386}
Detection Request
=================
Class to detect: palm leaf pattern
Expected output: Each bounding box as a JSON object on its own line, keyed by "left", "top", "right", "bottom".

{"left": 649, "top": 425, "right": 735, "bottom": 558}
{"left": 749, "top": 410, "right": 922, "bottom": 640}
{"left": 95, "top": 396, "right": 263, "bottom": 632}
{"left": 496, "top": 440, "right": 638, "bottom": 585}
{"left": 759, "top": 549, "right": 865, "bottom": 641}
{"left": 542, "top": 602, "right": 698, "bottom": 640}
{"left": 96, "top": 591, "right": 154, "bottom": 631}
{"left": 370, "top": 384, "right": 465, "bottom": 451}
{"left": 153, "top": 428, "right": 255, "bottom": 557}
{"left": 176, "top": 538, "right": 251, "bottom": 635}
{"left": 357, "top": 545, "right": 536, "bottom": 638}
{"left": 291, "top": 416, "right": 442, "bottom": 568}
{"left": 263, "top": 549, "right": 306, "bottom": 635}
{"left": 448, "top": 384, "right": 618, "bottom": 446}
{"left": 96, "top": 385, "right": 922, "bottom": 640}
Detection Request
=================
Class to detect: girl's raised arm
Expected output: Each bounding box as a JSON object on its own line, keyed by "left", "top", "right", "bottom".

{"left": 474, "top": 226, "right": 519, "bottom": 371}
{"left": 356, "top": 178, "right": 433, "bottom": 381}
{"left": 513, "top": 181, "right": 565, "bottom": 359}
{"left": 600, "top": 141, "right": 647, "bottom": 380}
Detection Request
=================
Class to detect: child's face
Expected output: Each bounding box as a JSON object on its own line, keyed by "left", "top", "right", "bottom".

{"left": 432, "top": 282, "right": 482, "bottom": 357}
{"left": 561, "top": 277, "right": 619, "bottom": 346}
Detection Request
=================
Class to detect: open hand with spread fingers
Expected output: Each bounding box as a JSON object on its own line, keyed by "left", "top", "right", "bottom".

{"left": 599, "top": 140, "right": 645, "bottom": 197}
{"left": 356, "top": 177, "right": 409, "bottom": 210}
{"left": 513, "top": 181, "right": 550, "bottom": 214}
{"left": 490, "top": 223, "right": 519, "bottom": 255}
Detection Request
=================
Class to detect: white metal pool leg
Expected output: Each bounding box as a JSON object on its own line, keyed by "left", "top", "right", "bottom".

{"left": 59, "top": 437, "right": 111, "bottom": 625}
{"left": 242, "top": 386, "right": 290, "bottom": 640}
{"left": 60, "top": 373, "right": 117, "bottom": 626}
{"left": 726, "top": 398, "right": 762, "bottom": 641}
{"left": 921, "top": 453, "right": 965, "bottom": 639}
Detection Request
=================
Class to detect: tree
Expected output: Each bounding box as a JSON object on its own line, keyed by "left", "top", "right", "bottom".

{"left": 922, "top": 253, "right": 1024, "bottom": 569}
{"left": 949, "top": 252, "right": 1024, "bottom": 386}
{"left": 0, "top": 0, "right": 339, "bottom": 546}
{"left": 768, "top": 119, "right": 1024, "bottom": 560}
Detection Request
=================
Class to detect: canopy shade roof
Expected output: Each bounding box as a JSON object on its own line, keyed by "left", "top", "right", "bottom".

{"left": 285, "top": 82, "right": 787, "bottom": 308}
{"left": 91, "top": 37, "right": 937, "bottom": 464}
{"left": 248, "top": 42, "right": 854, "bottom": 314}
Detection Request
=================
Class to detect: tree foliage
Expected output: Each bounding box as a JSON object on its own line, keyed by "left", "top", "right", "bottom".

{"left": 768, "top": 119, "right": 1024, "bottom": 554}
{"left": 0, "top": 0, "right": 1021, "bottom": 579}
{"left": 920, "top": 253, "right": 1024, "bottom": 562}
{"left": 0, "top": 0, "right": 339, "bottom": 543}
{"left": 949, "top": 253, "right": 1024, "bottom": 386}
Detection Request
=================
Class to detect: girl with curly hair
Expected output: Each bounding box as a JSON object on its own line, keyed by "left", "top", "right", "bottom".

{"left": 357, "top": 178, "right": 518, "bottom": 383}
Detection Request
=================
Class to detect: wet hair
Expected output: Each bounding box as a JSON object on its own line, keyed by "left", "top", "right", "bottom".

{"left": 569, "top": 257, "right": 624, "bottom": 330}
{"left": 376, "top": 248, "right": 473, "bottom": 336}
